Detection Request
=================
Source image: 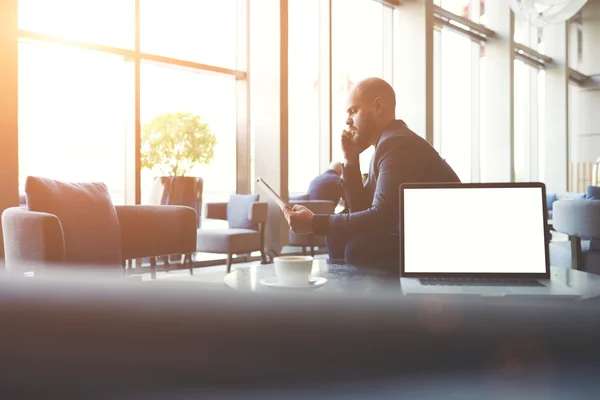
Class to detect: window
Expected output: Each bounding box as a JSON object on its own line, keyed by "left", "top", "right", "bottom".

{"left": 140, "top": 0, "right": 237, "bottom": 69}
{"left": 18, "top": 0, "right": 135, "bottom": 49}
{"left": 18, "top": 41, "right": 132, "bottom": 204}
{"left": 437, "top": 0, "right": 484, "bottom": 21}
{"left": 538, "top": 69, "right": 546, "bottom": 182}
{"left": 514, "top": 59, "right": 533, "bottom": 182}
{"left": 288, "top": 0, "right": 322, "bottom": 195}
{"left": 140, "top": 63, "right": 237, "bottom": 206}
{"left": 332, "top": 0, "right": 386, "bottom": 172}
{"left": 434, "top": 29, "right": 473, "bottom": 182}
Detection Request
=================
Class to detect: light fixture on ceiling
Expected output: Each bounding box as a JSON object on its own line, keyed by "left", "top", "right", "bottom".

{"left": 510, "top": 0, "right": 588, "bottom": 27}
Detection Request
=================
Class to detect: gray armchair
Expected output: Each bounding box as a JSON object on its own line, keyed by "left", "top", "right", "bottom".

{"left": 287, "top": 199, "right": 336, "bottom": 256}
{"left": 196, "top": 196, "right": 268, "bottom": 273}
{"left": 2, "top": 205, "right": 197, "bottom": 279}
{"left": 550, "top": 199, "right": 600, "bottom": 275}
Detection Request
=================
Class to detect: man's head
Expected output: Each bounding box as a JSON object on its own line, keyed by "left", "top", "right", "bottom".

{"left": 345, "top": 77, "right": 396, "bottom": 148}
{"left": 328, "top": 160, "right": 343, "bottom": 175}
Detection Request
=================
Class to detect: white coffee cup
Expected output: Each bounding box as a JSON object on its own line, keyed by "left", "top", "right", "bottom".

{"left": 273, "top": 255, "right": 314, "bottom": 286}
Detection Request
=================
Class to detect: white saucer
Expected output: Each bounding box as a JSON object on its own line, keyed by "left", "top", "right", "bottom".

{"left": 259, "top": 276, "right": 327, "bottom": 290}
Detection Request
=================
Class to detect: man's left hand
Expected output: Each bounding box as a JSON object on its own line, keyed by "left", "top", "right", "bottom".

{"left": 281, "top": 204, "right": 314, "bottom": 233}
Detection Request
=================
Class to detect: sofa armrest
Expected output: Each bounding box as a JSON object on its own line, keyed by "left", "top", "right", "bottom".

{"left": 115, "top": 205, "right": 197, "bottom": 260}
{"left": 205, "top": 202, "right": 228, "bottom": 221}
{"left": 553, "top": 200, "right": 600, "bottom": 239}
{"left": 1, "top": 207, "right": 65, "bottom": 273}
{"left": 248, "top": 202, "right": 268, "bottom": 224}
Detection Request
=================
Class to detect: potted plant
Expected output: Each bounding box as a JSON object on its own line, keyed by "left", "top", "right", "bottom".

{"left": 141, "top": 112, "right": 217, "bottom": 228}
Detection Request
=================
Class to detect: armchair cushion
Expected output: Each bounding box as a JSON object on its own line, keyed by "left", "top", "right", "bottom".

{"left": 25, "top": 176, "right": 121, "bottom": 267}
{"left": 586, "top": 185, "right": 600, "bottom": 200}
{"left": 227, "top": 194, "right": 259, "bottom": 230}
{"left": 546, "top": 194, "right": 557, "bottom": 211}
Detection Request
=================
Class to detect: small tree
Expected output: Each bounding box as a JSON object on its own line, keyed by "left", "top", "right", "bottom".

{"left": 141, "top": 112, "right": 217, "bottom": 176}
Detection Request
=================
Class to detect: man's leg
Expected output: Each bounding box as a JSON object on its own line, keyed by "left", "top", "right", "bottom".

{"left": 344, "top": 234, "right": 400, "bottom": 267}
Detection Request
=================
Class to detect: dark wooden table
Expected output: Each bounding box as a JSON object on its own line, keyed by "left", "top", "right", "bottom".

{"left": 224, "top": 258, "right": 600, "bottom": 300}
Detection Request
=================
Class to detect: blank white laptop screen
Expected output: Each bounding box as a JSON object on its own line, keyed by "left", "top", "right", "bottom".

{"left": 402, "top": 187, "right": 547, "bottom": 274}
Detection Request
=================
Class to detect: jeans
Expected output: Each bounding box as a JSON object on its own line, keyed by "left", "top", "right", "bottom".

{"left": 325, "top": 232, "right": 400, "bottom": 267}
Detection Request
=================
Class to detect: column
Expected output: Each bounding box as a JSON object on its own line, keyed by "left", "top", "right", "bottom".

{"left": 482, "top": 1, "right": 514, "bottom": 182}
{"left": 236, "top": 0, "right": 251, "bottom": 194}
{"left": 570, "top": 0, "right": 600, "bottom": 188}
{"left": 543, "top": 22, "right": 569, "bottom": 193}
{"left": 250, "top": 0, "right": 289, "bottom": 255}
{"left": 0, "top": 0, "right": 19, "bottom": 259}
{"left": 394, "top": 0, "right": 434, "bottom": 143}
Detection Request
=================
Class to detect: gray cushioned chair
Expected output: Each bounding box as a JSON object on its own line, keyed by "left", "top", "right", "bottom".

{"left": 549, "top": 199, "right": 600, "bottom": 275}
{"left": 2, "top": 177, "right": 197, "bottom": 279}
{"left": 196, "top": 194, "right": 268, "bottom": 273}
{"left": 287, "top": 198, "right": 336, "bottom": 256}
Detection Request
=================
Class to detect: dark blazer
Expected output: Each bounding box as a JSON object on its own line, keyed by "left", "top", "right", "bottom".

{"left": 312, "top": 120, "right": 460, "bottom": 236}
{"left": 307, "top": 170, "right": 342, "bottom": 205}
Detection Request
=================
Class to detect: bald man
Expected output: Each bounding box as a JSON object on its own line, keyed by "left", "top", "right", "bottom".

{"left": 282, "top": 77, "right": 460, "bottom": 266}
{"left": 307, "top": 161, "right": 343, "bottom": 206}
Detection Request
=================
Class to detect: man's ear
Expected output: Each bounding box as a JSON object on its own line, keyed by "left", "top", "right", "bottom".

{"left": 373, "top": 97, "right": 384, "bottom": 116}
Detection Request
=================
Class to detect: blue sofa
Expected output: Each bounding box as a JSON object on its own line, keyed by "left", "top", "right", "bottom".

{"left": 549, "top": 186, "right": 600, "bottom": 274}
{"left": 546, "top": 191, "right": 585, "bottom": 220}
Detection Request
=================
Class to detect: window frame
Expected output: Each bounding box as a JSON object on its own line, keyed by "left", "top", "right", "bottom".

{"left": 17, "top": 0, "right": 249, "bottom": 204}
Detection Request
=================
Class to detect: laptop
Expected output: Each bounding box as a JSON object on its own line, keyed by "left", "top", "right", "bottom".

{"left": 399, "top": 182, "right": 579, "bottom": 298}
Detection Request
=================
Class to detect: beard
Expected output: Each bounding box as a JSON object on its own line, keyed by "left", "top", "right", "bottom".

{"left": 351, "top": 113, "right": 375, "bottom": 152}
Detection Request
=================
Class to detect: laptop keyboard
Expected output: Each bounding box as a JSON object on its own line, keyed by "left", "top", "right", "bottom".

{"left": 419, "top": 278, "right": 545, "bottom": 287}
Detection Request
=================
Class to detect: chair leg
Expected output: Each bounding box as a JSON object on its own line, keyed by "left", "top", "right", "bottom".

{"left": 227, "top": 253, "right": 233, "bottom": 273}
{"left": 302, "top": 247, "right": 307, "bottom": 255}
{"left": 185, "top": 254, "right": 194, "bottom": 275}
{"left": 162, "top": 255, "right": 171, "bottom": 273}
{"left": 310, "top": 246, "right": 315, "bottom": 257}
{"left": 570, "top": 235, "right": 582, "bottom": 270}
{"left": 150, "top": 257, "right": 157, "bottom": 280}
{"left": 260, "top": 248, "right": 267, "bottom": 264}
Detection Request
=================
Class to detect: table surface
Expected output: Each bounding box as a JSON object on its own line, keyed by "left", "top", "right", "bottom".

{"left": 224, "top": 258, "right": 600, "bottom": 300}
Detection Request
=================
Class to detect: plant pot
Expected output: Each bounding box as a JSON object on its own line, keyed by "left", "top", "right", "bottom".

{"left": 151, "top": 176, "right": 203, "bottom": 228}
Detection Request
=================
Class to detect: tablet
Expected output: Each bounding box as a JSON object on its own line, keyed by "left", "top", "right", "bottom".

{"left": 256, "top": 177, "right": 291, "bottom": 210}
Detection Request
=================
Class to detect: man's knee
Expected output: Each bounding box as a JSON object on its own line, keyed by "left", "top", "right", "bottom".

{"left": 344, "top": 235, "right": 399, "bottom": 266}
{"left": 325, "top": 234, "right": 346, "bottom": 261}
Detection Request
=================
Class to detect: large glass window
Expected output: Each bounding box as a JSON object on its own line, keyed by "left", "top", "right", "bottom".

{"left": 18, "top": 41, "right": 132, "bottom": 204}
{"left": 140, "top": 0, "right": 237, "bottom": 69}
{"left": 514, "top": 59, "right": 533, "bottom": 182}
{"left": 288, "top": 0, "right": 322, "bottom": 195}
{"left": 140, "top": 63, "right": 237, "bottom": 206}
{"left": 538, "top": 69, "right": 546, "bottom": 182}
{"left": 332, "top": 0, "right": 385, "bottom": 172}
{"left": 18, "top": 0, "right": 135, "bottom": 49}
{"left": 434, "top": 29, "right": 473, "bottom": 182}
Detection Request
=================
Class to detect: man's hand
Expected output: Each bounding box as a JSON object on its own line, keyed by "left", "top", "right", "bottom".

{"left": 341, "top": 129, "right": 361, "bottom": 162}
{"left": 341, "top": 129, "right": 369, "bottom": 163}
{"left": 281, "top": 204, "right": 314, "bottom": 234}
